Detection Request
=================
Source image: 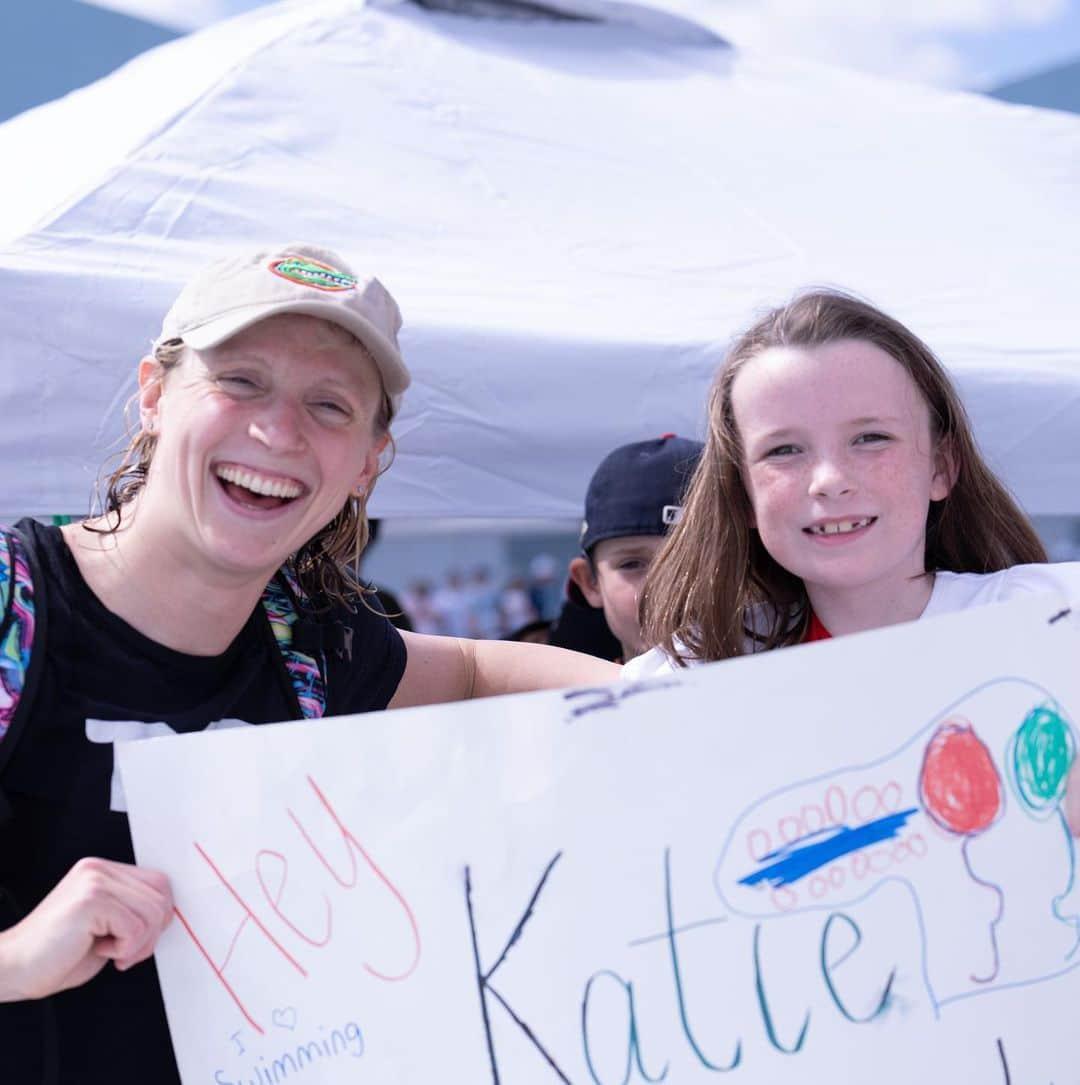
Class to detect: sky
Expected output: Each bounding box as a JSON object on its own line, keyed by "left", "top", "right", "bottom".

{"left": 76, "top": 0, "right": 1080, "bottom": 91}
{"left": 673, "top": 0, "right": 1080, "bottom": 90}
{"left": 0, "top": 0, "right": 176, "bottom": 122}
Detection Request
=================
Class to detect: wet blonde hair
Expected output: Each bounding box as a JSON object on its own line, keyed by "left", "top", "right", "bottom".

{"left": 91, "top": 321, "right": 395, "bottom": 609}
{"left": 641, "top": 289, "right": 1047, "bottom": 663}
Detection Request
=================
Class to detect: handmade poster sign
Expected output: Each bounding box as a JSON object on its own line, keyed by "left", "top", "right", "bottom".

{"left": 118, "top": 593, "right": 1080, "bottom": 1084}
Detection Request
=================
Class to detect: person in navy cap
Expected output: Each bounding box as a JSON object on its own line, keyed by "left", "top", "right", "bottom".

{"left": 550, "top": 434, "right": 703, "bottom": 662}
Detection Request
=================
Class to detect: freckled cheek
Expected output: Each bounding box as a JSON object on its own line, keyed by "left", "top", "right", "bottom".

{"left": 862, "top": 455, "right": 901, "bottom": 479}
{"left": 746, "top": 473, "right": 802, "bottom": 526}
{"left": 863, "top": 458, "right": 927, "bottom": 500}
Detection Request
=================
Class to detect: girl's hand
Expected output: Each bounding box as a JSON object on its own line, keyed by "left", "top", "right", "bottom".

{"left": 0, "top": 857, "right": 173, "bottom": 1001}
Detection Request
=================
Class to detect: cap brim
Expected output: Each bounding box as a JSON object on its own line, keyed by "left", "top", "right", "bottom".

{"left": 175, "top": 299, "right": 411, "bottom": 397}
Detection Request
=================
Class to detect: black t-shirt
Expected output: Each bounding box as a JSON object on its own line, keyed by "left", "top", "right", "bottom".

{"left": 0, "top": 519, "right": 407, "bottom": 1084}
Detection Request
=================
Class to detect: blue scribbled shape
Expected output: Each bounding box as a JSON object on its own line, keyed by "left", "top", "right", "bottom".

{"left": 738, "top": 809, "right": 920, "bottom": 889}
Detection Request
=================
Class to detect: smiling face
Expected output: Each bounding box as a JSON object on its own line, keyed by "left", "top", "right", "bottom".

{"left": 731, "top": 337, "right": 953, "bottom": 630}
{"left": 138, "top": 313, "right": 388, "bottom": 582}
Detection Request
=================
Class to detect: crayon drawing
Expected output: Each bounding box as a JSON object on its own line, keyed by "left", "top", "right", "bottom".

{"left": 715, "top": 677, "right": 1080, "bottom": 1012}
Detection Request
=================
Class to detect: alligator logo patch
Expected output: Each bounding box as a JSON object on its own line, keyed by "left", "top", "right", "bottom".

{"left": 269, "top": 256, "right": 357, "bottom": 292}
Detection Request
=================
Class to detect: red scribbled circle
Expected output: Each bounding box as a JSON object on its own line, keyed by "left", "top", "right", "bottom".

{"left": 919, "top": 720, "right": 1002, "bottom": 835}
{"left": 853, "top": 785, "right": 881, "bottom": 824}
{"left": 801, "top": 804, "right": 826, "bottom": 835}
{"left": 747, "top": 828, "right": 771, "bottom": 862}
{"left": 825, "top": 785, "right": 848, "bottom": 825}
{"left": 881, "top": 781, "right": 902, "bottom": 812}
{"left": 771, "top": 886, "right": 798, "bottom": 912}
{"left": 869, "top": 847, "right": 891, "bottom": 874}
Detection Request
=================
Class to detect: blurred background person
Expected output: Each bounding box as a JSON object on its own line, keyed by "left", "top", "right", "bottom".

{"left": 500, "top": 574, "right": 539, "bottom": 635}
{"left": 402, "top": 579, "right": 442, "bottom": 635}
{"left": 432, "top": 568, "right": 471, "bottom": 638}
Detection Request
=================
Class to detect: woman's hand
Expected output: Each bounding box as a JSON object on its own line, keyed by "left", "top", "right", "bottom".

{"left": 0, "top": 857, "right": 173, "bottom": 1001}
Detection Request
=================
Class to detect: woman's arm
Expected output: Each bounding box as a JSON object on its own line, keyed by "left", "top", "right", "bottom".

{"left": 389, "top": 631, "right": 619, "bottom": 709}
{"left": 0, "top": 858, "right": 172, "bottom": 1001}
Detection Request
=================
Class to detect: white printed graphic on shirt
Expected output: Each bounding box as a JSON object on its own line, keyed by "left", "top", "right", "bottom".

{"left": 85, "top": 717, "right": 255, "bottom": 812}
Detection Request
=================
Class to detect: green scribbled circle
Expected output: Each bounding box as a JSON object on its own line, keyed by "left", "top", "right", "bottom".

{"left": 1012, "top": 704, "right": 1075, "bottom": 812}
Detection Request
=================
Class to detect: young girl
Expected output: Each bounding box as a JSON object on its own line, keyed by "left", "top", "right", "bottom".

{"left": 0, "top": 242, "right": 616, "bottom": 1084}
{"left": 628, "top": 287, "right": 1078, "bottom": 665}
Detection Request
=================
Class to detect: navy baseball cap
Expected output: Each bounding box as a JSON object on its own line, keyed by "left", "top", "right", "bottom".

{"left": 580, "top": 434, "right": 703, "bottom": 556}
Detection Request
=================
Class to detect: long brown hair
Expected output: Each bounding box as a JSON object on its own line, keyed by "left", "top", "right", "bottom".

{"left": 89, "top": 325, "right": 395, "bottom": 610}
{"left": 641, "top": 289, "right": 1047, "bottom": 663}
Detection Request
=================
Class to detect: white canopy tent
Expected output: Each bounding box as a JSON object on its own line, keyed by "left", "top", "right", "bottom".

{"left": 77, "top": 0, "right": 727, "bottom": 35}
{"left": 2, "top": 0, "right": 1079, "bottom": 519}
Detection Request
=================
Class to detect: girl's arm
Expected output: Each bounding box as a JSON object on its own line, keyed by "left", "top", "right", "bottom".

{"left": 389, "top": 631, "right": 619, "bottom": 709}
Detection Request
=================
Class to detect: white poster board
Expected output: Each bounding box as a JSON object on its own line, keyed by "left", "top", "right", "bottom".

{"left": 120, "top": 593, "right": 1080, "bottom": 1083}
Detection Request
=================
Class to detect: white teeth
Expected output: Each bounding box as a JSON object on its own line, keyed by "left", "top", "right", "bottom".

{"left": 215, "top": 465, "right": 303, "bottom": 499}
{"left": 811, "top": 519, "right": 872, "bottom": 536}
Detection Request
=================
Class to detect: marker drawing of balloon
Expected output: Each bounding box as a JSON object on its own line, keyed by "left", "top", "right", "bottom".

{"left": 919, "top": 720, "right": 1002, "bottom": 836}
{"left": 917, "top": 719, "right": 1004, "bottom": 983}
{"left": 1008, "top": 702, "right": 1080, "bottom": 953}
{"left": 1010, "top": 704, "right": 1075, "bottom": 816}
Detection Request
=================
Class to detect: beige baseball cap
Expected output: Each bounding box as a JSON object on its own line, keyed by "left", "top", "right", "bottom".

{"left": 157, "top": 242, "right": 411, "bottom": 407}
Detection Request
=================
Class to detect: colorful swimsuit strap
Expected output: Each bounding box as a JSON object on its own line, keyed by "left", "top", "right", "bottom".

{"left": 0, "top": 529, "right": 36, "bottom": 744}
{"left": 0, "top": 535, "right": 327, "bottom": 738}
{"left": 261, "top": 571, "right": 326, "bottom": 720}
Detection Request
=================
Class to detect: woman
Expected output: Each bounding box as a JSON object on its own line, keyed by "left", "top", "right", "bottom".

{"left": 0, "top": 243, "right": 616, "bottom": 1083}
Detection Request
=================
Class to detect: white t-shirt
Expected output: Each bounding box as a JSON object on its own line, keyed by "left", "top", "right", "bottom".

{"left": 622, "top": 562, "right": 1080, "bottom": 679}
